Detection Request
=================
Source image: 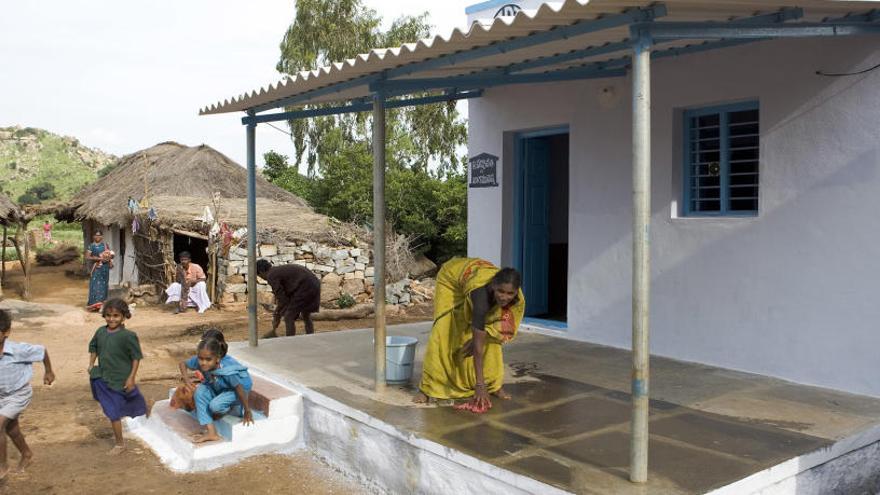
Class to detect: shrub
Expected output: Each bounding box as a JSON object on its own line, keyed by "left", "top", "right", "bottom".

{"left": 337, "top": 292, "right": 356, "bottom": 309}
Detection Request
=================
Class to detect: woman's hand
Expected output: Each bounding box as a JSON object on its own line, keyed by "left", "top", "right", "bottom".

{"left": 124, "top": 377, "right": 136, "bottom": 393}
{"left": 472, "top": 384, "right": 492, "bottom": 411}
{"left": 44, "top": 370, "right": 56, "bottom": 385}
{"left": 242, "top": 408, "right": 254, "bottom": 426}
{"left": 454, "top": 383, "right": 493, "bottom": 414}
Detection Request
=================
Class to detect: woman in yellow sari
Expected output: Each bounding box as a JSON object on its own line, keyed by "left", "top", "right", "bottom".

{"left": 415, "top": 258, "right": 525, "bottom": 412}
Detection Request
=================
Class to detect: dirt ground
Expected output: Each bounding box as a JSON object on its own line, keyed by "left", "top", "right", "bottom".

{"left": 0, "top": 261, "right": 431, "bottom": 494}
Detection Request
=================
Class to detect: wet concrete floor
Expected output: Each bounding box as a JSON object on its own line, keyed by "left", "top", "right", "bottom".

{"left": 230, "top": 323, "right": 880, "bottom": 494}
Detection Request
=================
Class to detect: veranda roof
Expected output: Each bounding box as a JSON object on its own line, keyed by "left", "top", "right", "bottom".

{"left": 200, "top": 0, "right": 879, "bottom": 116}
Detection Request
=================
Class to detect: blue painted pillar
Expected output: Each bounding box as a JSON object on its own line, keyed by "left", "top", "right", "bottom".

{"left": 246, "top": 112, "right": 258, "bottom": 347}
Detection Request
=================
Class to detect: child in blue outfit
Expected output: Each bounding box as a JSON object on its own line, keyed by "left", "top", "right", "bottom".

{"left": 0, "top": 309, "right": 55, "bottom": 480}
{"left": 179, "top": 329, "right": 253, "bottom": 443}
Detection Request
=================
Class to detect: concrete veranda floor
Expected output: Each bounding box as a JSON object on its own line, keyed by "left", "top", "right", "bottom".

{"left": 229, "top": 323, "right": 880, "bottom": 494}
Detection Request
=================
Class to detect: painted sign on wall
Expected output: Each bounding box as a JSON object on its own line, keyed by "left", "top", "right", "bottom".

{"left": 469, "top": 153, "right": 499, "bottom": 188}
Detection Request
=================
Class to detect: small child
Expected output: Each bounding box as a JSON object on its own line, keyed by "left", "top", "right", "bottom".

{"left": 0, "top": 309, "right": 55, "bottom": 480}
{"left": 88, "top": 298, "right": 147, "bottom": 454}
{"left": 179, "top": 329, "right": 253, "bottom": 443}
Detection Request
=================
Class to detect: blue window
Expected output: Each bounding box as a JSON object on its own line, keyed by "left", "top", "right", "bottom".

{"left": 683, "top": 102, "right": 760, "bottom": 216}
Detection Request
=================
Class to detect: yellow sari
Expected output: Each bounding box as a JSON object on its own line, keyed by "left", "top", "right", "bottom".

{"left": 419, "top": 258, "right": 525, "bottom": 399}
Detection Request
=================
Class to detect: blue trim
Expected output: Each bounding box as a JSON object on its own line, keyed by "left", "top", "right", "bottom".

{"left": 522, "top": 317, "right": 568, "bottom": 330}
{"left": 518, "top": 126, "right": 569, "bottom": 139}
{"left": 643, "top": 21, "right": 880, "bottom": 41}
{"left": 242, "top": 90, "right": 482, "bottom": 125}
{"left": 374, "top": 65, "right": 625, "bottom": 94}
{"left": 465, "top": 0, "right": 511, "bottom": 15}
{"left": 682, "top": 101, "right": 760, "bottom": 217}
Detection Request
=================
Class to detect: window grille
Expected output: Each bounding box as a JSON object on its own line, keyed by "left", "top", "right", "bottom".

{"left": 684, "top": 102, "right": 759, "bottom": 216}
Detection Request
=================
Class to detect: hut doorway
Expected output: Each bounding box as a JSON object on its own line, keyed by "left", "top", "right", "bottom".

{"left": 173, "top": 233, "right": 209, "bottom": 276}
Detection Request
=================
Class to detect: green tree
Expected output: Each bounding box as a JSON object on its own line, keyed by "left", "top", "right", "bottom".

{"left": 262, "top": 150, "right": 290, "bottom": 182}
{"left": 276, "top": 0, "right": 466, "bottom": 176}
{"left": 18, "top": 181, "right": 56, "bottom": 204}
{"left": 272, "top": 0, "right": 469, "bottom": 262}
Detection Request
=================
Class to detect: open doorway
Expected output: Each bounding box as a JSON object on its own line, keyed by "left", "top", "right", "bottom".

{"left": 517, "top": 129, "right": 569, "bottom": 323}
{"left": 173, "top": 233, "right": 209, "bottom": 277}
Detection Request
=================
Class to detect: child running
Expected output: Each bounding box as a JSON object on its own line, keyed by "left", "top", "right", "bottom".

{"left": 179, "top": 328, "right": 253, "bottom": 443}
{"left": 0, "top": 309, "right": 55, "bottom": 480}
{"left": 88, "top": 298, "right": 147, "bottom": 454}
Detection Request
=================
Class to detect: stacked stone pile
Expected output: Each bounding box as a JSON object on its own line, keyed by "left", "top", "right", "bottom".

{"left": 218, "top": 241, "right": 375, "bottom": 307}
{"left": 216, "top": 240, "right": 435, "bottom": 310}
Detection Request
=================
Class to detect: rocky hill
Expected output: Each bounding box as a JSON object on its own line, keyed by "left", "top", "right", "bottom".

{"left": 0, "top": 126, "right": 116, "bottom": 203}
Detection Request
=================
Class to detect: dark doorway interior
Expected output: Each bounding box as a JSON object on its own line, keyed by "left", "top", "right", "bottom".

{"left": 173, "top": 234, "right": 209, "bottom": 277}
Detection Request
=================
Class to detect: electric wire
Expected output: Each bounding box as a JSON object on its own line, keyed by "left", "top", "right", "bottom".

{"left": 816, "top": 61, "right": 880, "bottom": 77}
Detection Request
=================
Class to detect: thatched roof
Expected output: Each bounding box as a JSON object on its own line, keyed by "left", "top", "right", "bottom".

{"left": 0, "top": 193, "right": 23, "bottom": 225}
{"left": 61, "top": 142, "right": 308, "bottom": 226}
{"left": 139, "top": 195, "right": 368, "bottom": 245}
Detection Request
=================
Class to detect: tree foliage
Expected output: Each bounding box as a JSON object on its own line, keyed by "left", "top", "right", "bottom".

{"left": 18, "top": 181, "right": 56, "bottom": 205}
{"left": 270, "top": 0, "right": 469, "bottom": 262}
{"left": 262, "top": 150, "right": 290, "bottom": 182}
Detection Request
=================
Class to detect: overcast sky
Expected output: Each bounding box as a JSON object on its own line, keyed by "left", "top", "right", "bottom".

{"left": 0, "top": 1, "right": 473, "bottom": 168}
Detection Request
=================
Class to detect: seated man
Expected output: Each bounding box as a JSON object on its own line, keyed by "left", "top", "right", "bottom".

{"left": 165, "top": 251, "right": 211, "bottom": 314}
{"left": 256, "top": 259, "right": 320, "bottom": 337}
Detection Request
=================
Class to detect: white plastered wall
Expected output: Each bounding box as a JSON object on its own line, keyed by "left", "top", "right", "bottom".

{"left": 122, "top": 227, "right": 138, "bottom": 285}
{"left": 467, "top": 37, "right": 880, "bottom": 397}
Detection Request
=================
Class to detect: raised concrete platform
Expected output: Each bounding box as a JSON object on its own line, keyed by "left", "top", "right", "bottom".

{"left": 229, "top": 323, "right": 880, "bottom": 494}
{"left": 128, "top": 375, "right": 304, "bottom": 472}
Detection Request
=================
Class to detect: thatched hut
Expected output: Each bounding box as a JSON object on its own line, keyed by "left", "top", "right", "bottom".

{"left": 0, "top": 193, "right": 23, "bottom": 226}
{"left": 60, "top": 142, "right": 375, "bottom": 306}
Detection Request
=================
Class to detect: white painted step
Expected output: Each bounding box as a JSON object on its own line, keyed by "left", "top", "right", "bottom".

{"left": 127, "top": 374, "right": 304, "bottom": 472}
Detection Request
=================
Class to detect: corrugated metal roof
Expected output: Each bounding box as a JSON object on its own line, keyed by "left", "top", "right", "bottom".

{"left": 200, "top": 0, "right": 877, "bottom": 115}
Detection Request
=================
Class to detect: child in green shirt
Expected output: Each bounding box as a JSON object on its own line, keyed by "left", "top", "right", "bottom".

{"left": 88, "top": 299, "right": 146, "bottom": 454}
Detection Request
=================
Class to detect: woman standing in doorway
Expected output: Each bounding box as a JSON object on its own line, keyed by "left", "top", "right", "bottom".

{"left": 85, "top": 231, "right": 113, "bottom": 311}
{"left": 415, "top": 258, "right": 525, "bottom": 413}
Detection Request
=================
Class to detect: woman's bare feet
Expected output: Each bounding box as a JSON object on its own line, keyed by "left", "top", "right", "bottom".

{"left": 0, "top": 464, "right": 9, "bottom": 481}
{"left": 492, "top": 388, "right": 512, "bottom": 400}
{"left": 16, "top": 452, "right": 33, "bottom": 473}
{"left": 108, "top": 444, "right": 126, "bottom": 456}
{"left": 412, "top": 392, "right": 432, "bottom": 404}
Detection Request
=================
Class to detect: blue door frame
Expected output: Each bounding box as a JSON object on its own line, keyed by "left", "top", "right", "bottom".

{"left": 513, "top": 126, "right": 569, "bottom": 326}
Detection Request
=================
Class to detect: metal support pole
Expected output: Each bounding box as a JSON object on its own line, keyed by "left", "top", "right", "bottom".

{"left": 246, "top": 113, "right": 258, "bottom": 348}
{"left": 372, "top": 92, "right": 387, "bottom": 391}
{"left": 1, "top": 226, "right": 6, "bottom": 287}
{"left": 629, "top": 32, "right": 652, "bottom": 484}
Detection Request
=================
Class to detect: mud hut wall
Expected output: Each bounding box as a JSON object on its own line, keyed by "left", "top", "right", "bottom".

{"left": 108, "top": 225, "right": 123, "bottom": 286}
{"left": 217, "top": 241, "right": 375, "bottom": 308}
{"left": 122, "top": 227, "right": 139, "bottom": 285}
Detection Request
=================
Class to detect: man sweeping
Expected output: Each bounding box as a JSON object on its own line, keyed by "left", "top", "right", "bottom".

{"left": 165, "top": 251, "right": 211, "bottom": 314}
{"left": 256, "top": 259, "right": 320, "bottom": 337}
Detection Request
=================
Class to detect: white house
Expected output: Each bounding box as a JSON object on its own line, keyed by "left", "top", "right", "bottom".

{"left": 464, "top": 1, "right": 880, "bottom": 397}
{"left": 199, "top": 0, "right": 880, "bottom": 400}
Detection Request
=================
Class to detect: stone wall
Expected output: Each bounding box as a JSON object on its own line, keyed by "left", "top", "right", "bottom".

{"left": 216, "top": 240, "right": 434, "bottom": 310}
{"left": 217, "top": 241, "right": 374, "bottom": 308}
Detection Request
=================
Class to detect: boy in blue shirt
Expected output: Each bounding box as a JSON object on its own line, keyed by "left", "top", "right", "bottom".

{"left": 0, "top": 309, "right": 55, "bottom": 480}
